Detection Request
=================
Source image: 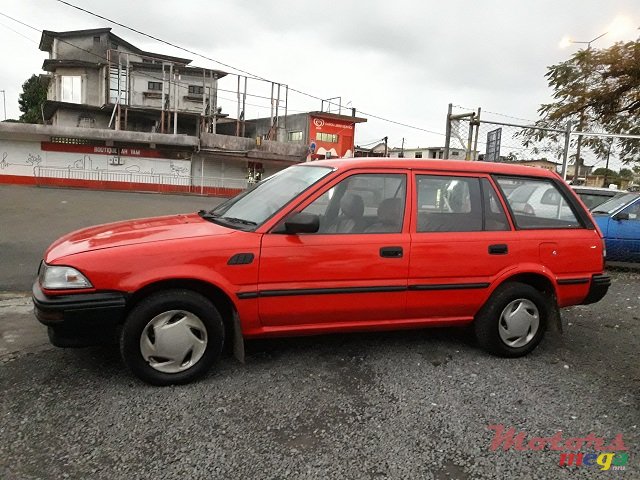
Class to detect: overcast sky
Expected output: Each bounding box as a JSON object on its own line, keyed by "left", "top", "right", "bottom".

{"left": 0, "top": 0, "right": 638, "bottom": 163}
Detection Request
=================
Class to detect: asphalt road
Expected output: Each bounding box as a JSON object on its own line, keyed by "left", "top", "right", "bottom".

{"left": 0, "top": 184, "right": 223, "bottom": 291}
{"left": 1, "top": 184, "right": 638, "bottom": 479}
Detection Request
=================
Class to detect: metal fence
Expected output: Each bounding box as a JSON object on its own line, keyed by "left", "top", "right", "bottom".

{"left": 444, "top": 105, "right": 640, "bottom": 265}
{"left": 34, "top": 166, "right": 248, "bottom": 196}
{"left": 444, "top": 104, "right": 640, "bottom": 188}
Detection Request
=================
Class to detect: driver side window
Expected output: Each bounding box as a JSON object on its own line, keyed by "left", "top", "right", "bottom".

{"left": 621, "top": 200, "right": 640, "bottom": 220}
{"left": 301, "top": 173, "right": 407, "bottom": 234}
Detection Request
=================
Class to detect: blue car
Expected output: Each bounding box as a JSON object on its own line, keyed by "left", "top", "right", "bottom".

{"left": 592, "top": 193, "right": 640, "bottom": 263}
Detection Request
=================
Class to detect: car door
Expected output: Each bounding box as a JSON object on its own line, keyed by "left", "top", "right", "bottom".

{"left": 257, "top": 169, "right": 411, "bottom": 327}
{"left": 407, "top": 173, "right": 515, "bottom": 320}
{"left": 607, "top": 198, "right": 640, "bottom": 262}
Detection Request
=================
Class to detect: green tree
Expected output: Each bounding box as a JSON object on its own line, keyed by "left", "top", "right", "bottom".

{"left": 619, "top": 168, "right": 634, "bottom": 179}
{"left": 592, "top": 167, "right": 618, "bottom": 178}
{"left": 18, "top": 74, "right": 49, "bottom": 124}
{"left": 519, "top": 38, "right": 640, "bottom": 168}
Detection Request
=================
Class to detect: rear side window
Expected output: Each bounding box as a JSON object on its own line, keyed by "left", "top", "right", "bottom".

{"left": 416, "top": 175, "right": 483, "bottom": 232}
{"left": 496, "top": 177, "right": 580, "bottom": 229}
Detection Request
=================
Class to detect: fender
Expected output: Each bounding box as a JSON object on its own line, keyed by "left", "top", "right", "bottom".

{"left": 487, "top": 263, "right": 562, "bottom": 333}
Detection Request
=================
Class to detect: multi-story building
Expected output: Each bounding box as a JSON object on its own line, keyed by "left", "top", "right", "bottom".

{"left": 1, "top": 28, "right": 369, "bottom": 195}
{"left": 40, "top": 28, "right": 228, "bottom": 135}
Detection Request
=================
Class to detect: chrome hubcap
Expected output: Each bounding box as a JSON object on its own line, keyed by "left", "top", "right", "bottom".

{"left": 139, "top": 310, "right": 208, "bottom": 373}
{"left": 498, "top": 299, "right": 539, "bottom": 348}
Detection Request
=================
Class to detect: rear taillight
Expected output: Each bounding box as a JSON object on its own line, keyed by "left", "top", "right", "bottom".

{"left": 601, "top": 237, "right": 607, "bottom": 270}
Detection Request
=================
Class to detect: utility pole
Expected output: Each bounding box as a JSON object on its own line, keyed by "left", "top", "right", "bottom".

{"left": 400, "top": 137, "right": 405, "bottom": 158}
{"left": 567, "top": 32, "right": 607, "bottom": 184}
{"left": 444, "top": 103, "right": 452, "bottom": 159}
{"left": 603, "top": 137, "right": 613, "bottom": 187}
{"left": 0, "top": 90, "right": 5, "bottom": 120}
{"left": 384, "top": 136, "right": 388, "bottom": 157}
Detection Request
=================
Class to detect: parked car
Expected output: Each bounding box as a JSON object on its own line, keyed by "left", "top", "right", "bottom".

{"left": 33, "top": 159, "right": 610, "bottom": 385}
{"left": 591, "top": 192, "right": 640, "bottom": 262}
{"left": 507, "top": 182, "right": 574, "bottom": 220}
{"left": 572, "top": 186, "right": 625, "bottom": 211}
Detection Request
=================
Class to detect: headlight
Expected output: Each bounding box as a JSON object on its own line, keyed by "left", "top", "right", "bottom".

{"left": 39, "top": 263, "right": 93, "bottom": 289}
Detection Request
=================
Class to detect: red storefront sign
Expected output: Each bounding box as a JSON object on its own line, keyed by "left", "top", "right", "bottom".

{"left": 309, "top": 116, "right": 355, "bottom": 159}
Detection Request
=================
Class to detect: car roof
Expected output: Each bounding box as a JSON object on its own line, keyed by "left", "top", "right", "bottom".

{"left": 307, "top": 157, "right": 561, "bottom": 179}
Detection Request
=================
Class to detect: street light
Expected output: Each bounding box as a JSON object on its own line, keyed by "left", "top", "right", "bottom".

{"left": 560, "top": 32, "right": 607, "bottom": 184}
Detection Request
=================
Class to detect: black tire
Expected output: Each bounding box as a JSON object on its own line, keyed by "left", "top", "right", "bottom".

{"left": 474, "top": 282, "right": 550, "bottom": 357}
{"left": 120, "top": 289, "right": 224, "bottom": 386}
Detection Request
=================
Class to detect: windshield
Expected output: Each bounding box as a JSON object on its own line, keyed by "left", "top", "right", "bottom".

{"left": 592, "top": 193, "right": 640, "bottom": 214}
{"left": 209, "top": 165, "right": 333, "bottom": 227}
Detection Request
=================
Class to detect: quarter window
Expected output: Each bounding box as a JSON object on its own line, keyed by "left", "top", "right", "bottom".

{"left": 302, "top": 173, "right": 407, "bottom": 234}
{"left": 496, "top": 177, "right": 580, "bottom": 229}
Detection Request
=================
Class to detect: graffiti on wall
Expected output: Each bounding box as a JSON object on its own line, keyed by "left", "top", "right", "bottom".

{"left": 1, "top": 151, "right": 45, "bottom": 171}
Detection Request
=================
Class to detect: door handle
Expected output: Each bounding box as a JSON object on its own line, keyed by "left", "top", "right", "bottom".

{"left": 488, "top": 244, "right": 508, "bottom": 255}
{"left": 380, "top": 246, "right": 403, "bottom": 258}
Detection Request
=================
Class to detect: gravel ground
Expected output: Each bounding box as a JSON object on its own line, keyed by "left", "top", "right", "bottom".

{"left": 1, "top": 271, "right": 638, "bottom": 480}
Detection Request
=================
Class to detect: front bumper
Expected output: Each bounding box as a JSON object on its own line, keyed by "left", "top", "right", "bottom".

{"left": 33, "top": 281, "right": 127, "bottom": 347}
{"left": 581, "top": 274, "right": 611, "bottom": 305}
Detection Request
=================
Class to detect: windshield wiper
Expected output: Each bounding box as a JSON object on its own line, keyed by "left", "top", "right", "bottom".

{"left": 220, "top": 216, "right": 257, "bottom": 226}
{"left": 591, "top": 210, "right": 609, "bottom": 214}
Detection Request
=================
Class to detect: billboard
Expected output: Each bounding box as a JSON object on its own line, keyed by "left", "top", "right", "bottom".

{"left": 485, "top": 128, "right": 502, "bottom": 162}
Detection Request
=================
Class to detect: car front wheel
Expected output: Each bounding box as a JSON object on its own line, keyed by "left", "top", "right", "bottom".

{"left": 120, "top": 289, "right": 224, "bottom": 385}
{"left": 474, "top": 282, "right": 549, "bottom": 357}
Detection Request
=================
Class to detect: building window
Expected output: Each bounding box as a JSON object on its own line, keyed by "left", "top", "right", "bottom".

{"left": 451, "top": 151, "right": 459, "bottom": 156}
{"left": 148, "top": 81, "right": 162, "bottom": 91}
{"left": 93, "top": 36, "right": 100, "bottom": 45}
{"left": 415, "top": 152, "right": 422, "bottom": 159}
{"left": 61, "top": 76, "right": 82, "bottom": 104}
{"left": 111, "top": 42, "right": 119, "bottom": 50}
{"left": 287, "top": 131, "right": 303, "bottom": 142}
{"left": 317, "top": 132, "right": 338, "bottom": 143}
{"left": 188, "top": 85, "right": 204, "bottom": 95}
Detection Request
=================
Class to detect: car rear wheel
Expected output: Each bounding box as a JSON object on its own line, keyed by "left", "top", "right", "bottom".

{"left": 120, "top": 289, "right": 224, "bottom": 385}
{"left": 474, "top": 282, "right": 549, "bottom": 357}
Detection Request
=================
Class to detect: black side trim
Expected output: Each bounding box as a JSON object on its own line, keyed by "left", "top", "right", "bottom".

{"left": 237, "top": 282, "right": 491, "bottom": 299}
{"left": 582, "top": 274, "right": 611, "bottom": 305}
{"left": 227, "top": 253, "right": 255, "bottom": 265}
{"left": 408, "top": 282, "right": 490, "bottom": 291}
{"left": 260, "top": 285, "right": 406, "bottom": 298}
{"left": 237, "top": 286, "right": 405, "bottom": 299}
{"left": 557, "top": 277, "right": 590, "bottom": 285}
{"left": 237, "top": 291, "right": 259, "bottom": 299}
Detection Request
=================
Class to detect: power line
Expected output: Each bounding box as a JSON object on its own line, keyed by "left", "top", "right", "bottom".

{"left": 53, "top": 0, "right": 447, "bottom": 137}
{"left": 0, "top": 12, "right": 284, "bottom": 114}
{"left": 0, "top": 20, "right": 39, "bottom": 44}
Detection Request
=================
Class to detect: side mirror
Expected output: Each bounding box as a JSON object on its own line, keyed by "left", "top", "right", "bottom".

{"left": 613, "top": 211, "right": 630, "bottom": 221}
{"left": 273, "top": 212, "right": 320, "bottom": 234}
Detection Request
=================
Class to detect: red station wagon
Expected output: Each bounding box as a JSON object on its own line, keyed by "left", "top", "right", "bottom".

{"left": 33, "top": 159, "right": 610, "bottom": 385}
